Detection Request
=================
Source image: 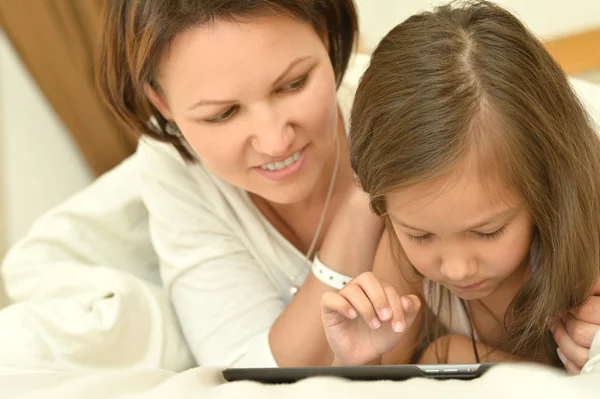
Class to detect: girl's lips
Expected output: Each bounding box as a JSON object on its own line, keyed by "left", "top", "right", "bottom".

{"left": 453, "top": 281, "right": 485, "bottom": 291}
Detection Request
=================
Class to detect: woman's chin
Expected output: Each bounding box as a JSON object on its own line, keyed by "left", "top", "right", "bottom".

{"left": 260, "top": 186, "right": 313, "bottom": 205}
{"left": 253, "top": 175, "right": 320, "bottom": 205}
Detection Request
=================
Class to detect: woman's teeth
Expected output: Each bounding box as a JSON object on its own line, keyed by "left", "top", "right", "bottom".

{"left": 260, "top": 151, "right": 301, "bottom": 171}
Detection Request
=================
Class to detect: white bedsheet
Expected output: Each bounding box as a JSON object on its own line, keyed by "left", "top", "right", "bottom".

{"left": 1, "top": 363, "right": 599, "bottom": 399}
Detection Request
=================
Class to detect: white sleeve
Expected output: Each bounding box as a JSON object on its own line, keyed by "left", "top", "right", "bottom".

{"left": 137, "top": 139, "right": 282, "bottom": 368}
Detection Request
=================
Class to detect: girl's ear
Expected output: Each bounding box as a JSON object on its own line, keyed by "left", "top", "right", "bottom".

{"left": 144, "top": 83, "right": 173, "bottom": 121}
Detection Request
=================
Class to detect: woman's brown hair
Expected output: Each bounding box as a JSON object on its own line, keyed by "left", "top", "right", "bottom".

{"left": 350, "top": 0, "right": 600, "bottom": 363}
{"left": 97, "top": 0, "right": 359, "bottom": 160}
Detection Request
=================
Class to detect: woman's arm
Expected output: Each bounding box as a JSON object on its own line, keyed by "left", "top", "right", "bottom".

{"left": 139, "top": 139, "right": 384, "bottom": 368}
{"left": 269, "top": 190, "right": 384, "bottom": 366}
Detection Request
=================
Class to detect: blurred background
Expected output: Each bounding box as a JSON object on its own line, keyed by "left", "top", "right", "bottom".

{"left": 0, "top": 0, "right": 599, "bottom": 257}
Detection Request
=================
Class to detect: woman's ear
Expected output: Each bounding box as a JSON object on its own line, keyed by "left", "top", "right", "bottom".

{"left": 144, "top": 82, "right": 173, "bottom": 121}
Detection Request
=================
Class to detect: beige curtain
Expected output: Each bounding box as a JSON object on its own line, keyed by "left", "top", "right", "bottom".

{"left": 0, "top": 0, "right": 137, "bottom": 176}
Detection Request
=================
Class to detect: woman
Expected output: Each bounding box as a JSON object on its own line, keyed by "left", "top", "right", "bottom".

{"left": 96, "top": 0, "right": 382, "bottom": 368}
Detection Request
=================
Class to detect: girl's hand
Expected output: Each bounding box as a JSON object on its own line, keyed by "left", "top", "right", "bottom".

{"left": 321, "top": 272, "right": 421, "bottom": 366}
{"left": 552, "top": 280, "right": 600, "bottom": 374}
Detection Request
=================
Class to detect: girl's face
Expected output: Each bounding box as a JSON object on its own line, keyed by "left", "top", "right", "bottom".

{"left": 147, "top": 15, "right": 339, "bottom": 204}
{"left": 386, "top": 156, "right": 536, "bottom": 300}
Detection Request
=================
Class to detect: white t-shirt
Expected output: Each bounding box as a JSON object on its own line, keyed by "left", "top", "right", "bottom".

{"left": 137, "top": 54, "right": 371, "bottom": 368}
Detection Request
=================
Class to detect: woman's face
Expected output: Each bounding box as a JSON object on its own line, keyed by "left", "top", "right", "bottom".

{"left": 386, "top": 157, "right": 536, "bottom": 301}
{"left": 149, "top": 15, "right": 339, "bottom": 204}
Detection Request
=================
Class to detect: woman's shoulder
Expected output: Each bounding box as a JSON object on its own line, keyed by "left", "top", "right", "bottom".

{"left": 135, "top": 136, "right": 242, "bottom": 215}
{"left": 136, "top": 136, "right": 201, "bottom": 177}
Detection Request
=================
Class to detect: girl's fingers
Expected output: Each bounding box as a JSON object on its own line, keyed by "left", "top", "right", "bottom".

{"left": 321, "top": 291, "right": 358, "bottom": 320}
{"left": 558, "top": 348, "right": 582, "bottom": 375}
{"left": 339, "top": 283, "right": 382, "bottom": 330}
{"left": 354, "top": 272, "right": 394, "bottom": 322}
{"left": 402, "top": 294, "right": 421, "bottom": 327}
{"left": 568, "top": 295, "right": 600, "bottom": 325}
{"left": 563, "top": 312, "right": 597, "bottom": 348}
{"left": 329, "top": 272, "right": 421, "bottom": 333}
{"left": 552, "top": 319, "right": 590, "bottom": 369}
{"left": 382, "top": 284, "right": 406, "bottom": 332}
{"left": 401, "top": 294, "right": 422, "bottom": 314}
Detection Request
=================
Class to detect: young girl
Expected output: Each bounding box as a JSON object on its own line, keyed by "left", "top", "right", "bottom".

{"left": 321, "top": 0, "right": 600, "bottom": 373}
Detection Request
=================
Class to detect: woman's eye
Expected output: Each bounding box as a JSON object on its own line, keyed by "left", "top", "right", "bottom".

{"left": 475, "top": 227, "right": 506, "bottom": 240}
{"left": 406, "top": 233, "right": 433, "bottom": 244}
{"left": 279, "top": 74, "right": 308, "bottom": 92}
{"left": 205, "top": 106, "right": 238, "bottom": 123}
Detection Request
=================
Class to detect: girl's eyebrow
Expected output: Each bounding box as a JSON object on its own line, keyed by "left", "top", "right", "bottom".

{"left": 463, "top": 209, "right": 516, "bottom": 230}
{"left": 390, "top": 208, "right": 516, "bottom": 232}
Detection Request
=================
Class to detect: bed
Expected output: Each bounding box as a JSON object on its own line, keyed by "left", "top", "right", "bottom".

{"left": 1, "top": 78, "right": 599, "bottom": 397}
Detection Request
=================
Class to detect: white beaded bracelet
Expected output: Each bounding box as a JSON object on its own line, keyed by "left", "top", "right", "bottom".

{"left": 312, "top": 253, "right": 353, "bottom": 290}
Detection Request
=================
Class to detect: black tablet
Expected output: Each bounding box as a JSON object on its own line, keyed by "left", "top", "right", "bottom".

{"left": 222, "top": 363, "right": 496, "bottom": 384}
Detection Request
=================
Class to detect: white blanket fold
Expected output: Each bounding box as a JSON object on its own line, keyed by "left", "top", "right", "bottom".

{"left": 0, "top": 155, "right": 194, "bottom": 371}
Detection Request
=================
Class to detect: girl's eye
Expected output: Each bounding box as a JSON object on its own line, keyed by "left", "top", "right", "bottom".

{"left": 205, "top": 106, "right": 239, "bottom": 123}
{"left": 475, "top": 226, "right": 506, "bottom": 240}
{"left": 406, "top": 233, "right": 433, "bottom": 244}
{"left": 279, "top": 74, "right": 308, "bottom": 92}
